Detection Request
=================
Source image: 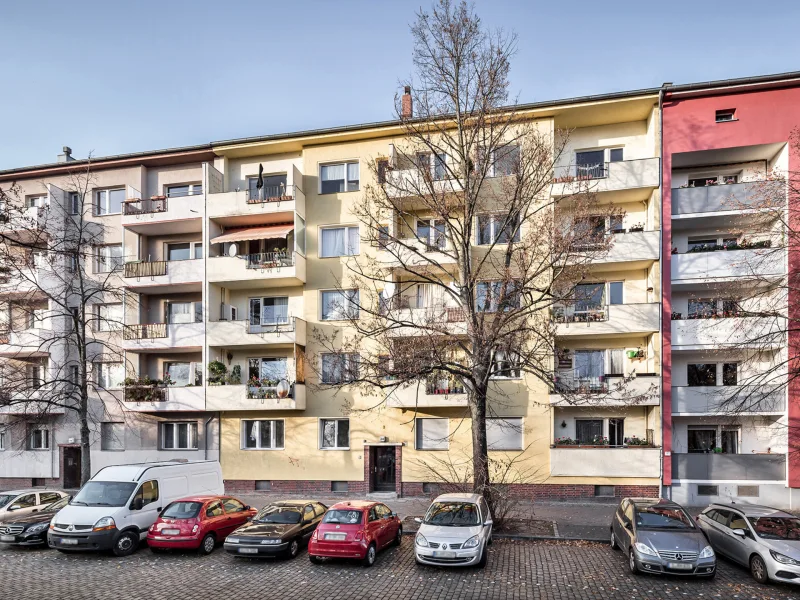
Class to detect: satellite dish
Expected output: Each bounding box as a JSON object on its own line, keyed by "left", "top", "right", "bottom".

{"left": 228, "top": 243, "right": 238, "bottom": 257}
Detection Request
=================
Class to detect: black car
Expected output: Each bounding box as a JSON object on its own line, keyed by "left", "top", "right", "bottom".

{"left": 0, "top": 495, "right": 70, "bottom": 547}
{"left": 224, "top": 500, "right": 327, "bottom": 558}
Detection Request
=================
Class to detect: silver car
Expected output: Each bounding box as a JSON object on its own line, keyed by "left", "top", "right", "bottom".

{"left": 611, "top": 497, "right": 716, "bottom": 577}
{"left": 697, "top": 503, "right": 800, "bottom": 585}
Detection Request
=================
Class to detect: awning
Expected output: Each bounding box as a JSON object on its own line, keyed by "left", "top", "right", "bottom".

{"left": 210, "top": 224, "right": 294, "bottom": 245}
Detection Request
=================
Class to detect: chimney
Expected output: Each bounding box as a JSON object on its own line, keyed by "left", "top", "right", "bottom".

{"left": 401, "top": 86, "right": 413, "bottom": 119}
{"left": 57, "top": 146, "right": 75, "bottom": 163}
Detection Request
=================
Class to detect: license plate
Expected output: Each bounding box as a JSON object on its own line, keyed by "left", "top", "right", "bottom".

{"left": 324, "top": 533, "right": 346, "bottom": 541}
{"left": 238, "top": 547, "right": 259, "bottom": 554}
{"left": 668, "top": 562, "right": 693, "bottom": 570}
{"left": 162, "top": 529, "right": 180, "bottom": 536}
{"left": 0, "top": 535, "right": 15, "bottom": 542}
{"left": 432, "top": 550, "right": 456, "bottom": 558}
{"left": 60, "top": 538, "right": 79, "bottom": 545}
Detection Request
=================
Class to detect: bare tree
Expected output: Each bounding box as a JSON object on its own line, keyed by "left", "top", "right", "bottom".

{"left": 310, "top": 0, "right": 639, "bottom": 507}
{"left": 0, "top": 163, "right": 129, "bottom": 485}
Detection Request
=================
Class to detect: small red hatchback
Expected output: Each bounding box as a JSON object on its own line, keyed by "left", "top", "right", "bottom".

{"left": 147, "top": 495, "right": 256, "bottom": 555}
{"left": 308, "top": 500, "right": 402, "bottom": 567}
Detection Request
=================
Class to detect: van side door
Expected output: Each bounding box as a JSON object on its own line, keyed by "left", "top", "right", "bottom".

{"left": 127, "top": 480, "right": 161, "bottom": 539}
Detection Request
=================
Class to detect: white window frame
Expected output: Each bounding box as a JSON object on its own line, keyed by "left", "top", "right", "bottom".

{"left": 487, "top": 144, "right": 520, "bottom": 177}
{"left": 94, "top": 244, "right": 123, "bottom": 273}
{"left": 94, "top": 188, "right": 125, "bottom": 216}
{"left": 26, "top": 195, "right": 48, "bottom": 209}
{"left": 241, "top": 419, "right": 285, "bottom": 450}
{"left": 94, "top": 303, "right": 122, "bottom": 332}
{"left": 100, "top": 422, "right": 125, "bottom": 451}
{"left": 476, "top": 213, "right": 521, "bottom": 245}
{"left": 166, "top": 241, "right": 202, "bottom": 261}
{"left": 319, "top": 225, "right": 360, "bottom": 257}
{"left": 69, "top": 192, "right": 81, "bottom": 215}
{"left": 415, "top": 418, "right": 450, "bottom": 451}
{"left": 94, "top": 362, "right": 124, "bottom": 389}
{"left": 165, "top": 182, "right": 203, "bottom": 197}
{"left": 490, "top": 349, "right": 522, "bottom": 379}
{"left": 320, "top": 289, "right": 359, "bottom": 321}
{"left": 0, "top": 429, "right": 5, "bottom": 451}
{"left": 28, "top": 426, "right": 49, "bottom": 450}
{"left": 162, "top": 421, "right": 199, "bottom": 450}
{"left": 319, "top": 161, "right": 360, "bottom": 194}
{"left": 320, "top": 353, "right": 360, "bottom": 384}
{"left": 476, "top": 280, "right": 520, "bottom": 312}
{"left": 319, "top": 418, "right": 350, "bottom": 450}
{"left": 486, "top": 417, "right": 523, "bottom": 451}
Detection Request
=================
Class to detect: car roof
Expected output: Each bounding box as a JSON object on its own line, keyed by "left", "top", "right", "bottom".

{"left": 708, "top": 503, "right": 793, "bottom": 518}
{"left": 266, "top": 500, "right": 320, "bottom": 507}
{"left": 172, "top": 495, "right": 224, "bottom": 503}
{"left": 328, "top": 500, "right": 378, "bottom": 510}
{"left": 0, "top": 489, "right": 55, "bottom": 495}
{"left": 626, "top": 498, "right": 684, "bottom": 510}
{"left": 433, "top": 493, "right": 483, "bottom": 503}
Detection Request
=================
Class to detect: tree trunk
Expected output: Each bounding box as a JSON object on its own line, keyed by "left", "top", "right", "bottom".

{"left": 469, "top": 382, "right": 491, "bottom": 507}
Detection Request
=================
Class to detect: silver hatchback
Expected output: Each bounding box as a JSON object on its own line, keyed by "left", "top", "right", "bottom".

{"left": 697, "top": 503, "right": 800, "bottom": 586}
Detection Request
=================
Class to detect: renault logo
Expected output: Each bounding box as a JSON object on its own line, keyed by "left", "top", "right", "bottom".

{"left": 67, "top": 525, "right": 74, "bottom": 532}
{"left": 441, "top": 543, "right": 447, "bottom": 550}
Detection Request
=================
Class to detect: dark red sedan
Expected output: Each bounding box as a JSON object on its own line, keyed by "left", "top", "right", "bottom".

{"left": 147, "top": 495, "right": 256, "bottom": 555}
{"left": 308, "top": 500, "right": 402, "bottom": 567}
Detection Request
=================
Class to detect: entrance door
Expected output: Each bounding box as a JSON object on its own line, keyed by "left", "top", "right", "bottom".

{"left": 62, "top": 447, "right": 81, "bottom": 489}
{"left": 371, "top": 447, "right": 396, "bottom": 492}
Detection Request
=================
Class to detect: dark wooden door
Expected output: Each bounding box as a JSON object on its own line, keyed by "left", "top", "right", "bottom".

{"left": 371, "top": 447, "right": 396, "bottom": 492}
{"left": 62, "top": 447, "right": 81, "bottom": 489}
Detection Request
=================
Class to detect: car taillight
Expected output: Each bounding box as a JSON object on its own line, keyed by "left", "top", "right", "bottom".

{"left": 311, "top": 530, "right": 318, "bottom": 541}
{"left": 354, "top": 530, "right": 365, "bottom": 541}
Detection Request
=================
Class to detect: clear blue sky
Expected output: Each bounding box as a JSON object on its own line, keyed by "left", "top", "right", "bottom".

{"left": 1, "top": 0, "right": 798, "bottom": 170}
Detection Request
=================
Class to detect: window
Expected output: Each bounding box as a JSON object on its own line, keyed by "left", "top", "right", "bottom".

{"left": 166, "top": 242, "right": 202, "bottom": 261}
{"left": 320, "top": 226, "right": 359, "bottom": 257}
{"left": 491, "top": 144, "right": 520, "bottom": 177}
{"left": 477, "top": 281, "right": 520, "bottom": 312}
{"left": 575, "top": 419, "right": 603, "bottom": 445}
{"left": 166, "top": 183, "right": 202, "bottom": 197}
{"left": 132, "top": 480, "right": 159, "bottom": 508}
{"left": 722, "top": 363, "right": 738, "bottom": 386}
{"left": 94, "top": 244, "right": 123, "bottom": 273}
{"left": 95, "top": 188, "right": 125, "bottom": 216}
{"left": 247, "top": 357, "right": 288, "bottom": 383}
{"left": 95, "top": 303, "right": 122, "bottom": 332}
{"left": 320, "top": 162, "right": 359, "bottom": 193}
{"left": 609, "top": 418, "right": 625, "bottom": 446}
{"left": 477, "top": 213, "right": 520, "bottom": 245}
{"left": 206, "top": 501, "right": 224, "bottom": 517}
{"left": 69, "top": 193, "right": 80, "bottom": 215}
{"left": 28, "top": 426, "right": 49, "bottom": 450}
{"left": 697, "top": 485, "right": 719, "bottom": 496}
{"left": 166, "top": 302, "right": 200, "bottom": 324}
{"left": 162, "top": 422, "right": 198, "bottom": 450}
{"left": 39, "top": 491, "right": 61, "bottom": 504}
{"left": 609, "top": 148, "right": 624, "bottom": 162}
{"left": 491, "top": 349, "right": 521, "bottom": 378}
{"left": 721, "top": 429, "right": 738, "bottom": 454}
{"left": 321, "top": 289, "right": 359, "bottom": 320}
{"left": 95, "top": 362, "right": 123, "bottom": 389}
{"left": 595, "top": 485, "right": 615, "bottom": 497}
{"left": 242, "top": 420, "right": 285, "bottom": 450}
{"left": 248, "top": 174, "right": 287, "bottom": 201}
{"left": 320, "top": 418, "right": 350, "bottom": 449}
{"left": 331, "top": 481, "right": 349, "bottom": 492}
{"left": 164, "top": 362, "right": 198, "bottom": 387}
{"left": 377, "top": 159, "right": 389, "bottom": 184}
{"left": 688, "top": 298, "right": 717, "bottom": 319}
{"left": 321, "top": 353, "right": 360, "bottom": 384}
{"left": 26, "top": 195, "right": 47, "bottom": 208}
{"left": 608, "top": 282, "right": 624, "bottom": 305}
{"left": 255, "top": 481, "right": 272, "bottom": 491}
{"left": 486, "top": 417, "right": 523, "bottom": 450}
{"left": 314, "top": 503, "right": 327, "bottom": 517}
{"left": 223, "top": 498, "right": 246, "bottom": 513}
{"left": 573, "top": 350, "right": 604, "bottom": 383}
{"left": 249, "top": 297, "right": 289, "bottom": 326}
{"left": 101, "top": 422, "right": 125, "bottom": 451}
{"left": 575, "top": 150, "right": 605, "bottom": 178}
{"left": 416, "top": 418, "right": 449, "bottom": 450}
{"left": 0, "top": 430, "right": 4, "bottom": 451}
{"left": 416, "top": 218, "right": 446, "bottom": 250}
{"left": 715, "top": 109, "right": 736, "bottom": 123}
{"left": 687, "top": 364, "right": 716, "bottom": 387}
{"left": 28, "top": 360, "right": 47, "bottom": 387}
{"left": 688, "top": 428, "right": 716, "bottom": 453}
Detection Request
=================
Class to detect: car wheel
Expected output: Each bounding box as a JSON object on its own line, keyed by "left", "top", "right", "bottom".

{"left": 362, "top": 543, "right": 377, "bottom": 567}
{"left": 476, "top": 544, "right": 488, "bottom": 569}
{"left": 286, "top": 538, "right": 300, "bottom": 559}
{"left": 628, "top": 548, "right": 639, "bottom": 575}
{"left": 198, "top": 533, "right": 216, "bottom": 556}
{"left": 610, "top": 530, "right": 618, "bottom": 550}
{"left": 393, "top": 526, "right": 402, "bottom": 547}
{"left": 750, "top": 554, "right": 769, "bottom": 584}
{"left": 112, "top": 531, "right": 139, "bottom": 557}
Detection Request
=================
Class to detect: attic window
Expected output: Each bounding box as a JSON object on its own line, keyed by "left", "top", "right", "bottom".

{"left": 715, "top": 109, "right": 736, "bottom": 123}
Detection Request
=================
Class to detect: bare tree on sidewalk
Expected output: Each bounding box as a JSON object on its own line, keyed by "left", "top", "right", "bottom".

{"left": 310, "top": 0, "right": 637, "bottom": 508}
{"left": 0, "top": 163, "right": 128, "bottom": 485}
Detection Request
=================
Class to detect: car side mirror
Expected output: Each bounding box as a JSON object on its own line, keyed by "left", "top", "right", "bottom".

{"left": 484, "top": 519, "right": 493, "bottom": 527}
{"left": 243, "top": 506, "right": 251, "bottom": 511}
{"left": 8, "top": 504, "right": 20, "bottom": 511}
{"left": 414, "top": 517, "right": 423, "bottom": 524}
{"left": 390, "top": 512, "right": 398, "bottom": 518}
{"left": 732, "top": 528, "right": 746, "bottom": 537}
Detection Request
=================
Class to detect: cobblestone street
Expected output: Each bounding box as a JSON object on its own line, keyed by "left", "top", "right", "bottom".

{"left": 1, "top": 538, "right": 797, "bottom": 600}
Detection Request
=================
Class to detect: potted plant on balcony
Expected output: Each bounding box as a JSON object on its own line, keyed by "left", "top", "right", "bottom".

{"left": 628, "top": 223, "right": 645, "bottom": 233}
{"left": 623, "top": 436, "right": 650, "bottom": 447}
{"left": 208, "top": 360, "right": 227, "bottom": 385}
{"left": 227, "top": 365, "right": 242, "bottom": 385}
{"left": 553, "top": 437, "right": 579, "bottom": 447}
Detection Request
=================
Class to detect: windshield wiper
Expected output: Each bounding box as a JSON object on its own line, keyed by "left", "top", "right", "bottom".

{"left": 70, "top": 501, "right": 87, "bottom": 506}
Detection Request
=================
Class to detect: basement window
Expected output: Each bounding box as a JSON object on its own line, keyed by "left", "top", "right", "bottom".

{"left": 331, "top": 481, "right": 349, "bottom": 493}
{"left": 715, "top": 109, "right": 736, "bottom": 123}
{"left": 594, "top": 485, "right": 615, "bottom": 497}
{"left": 697, "top": 485, "right": 719, "bottom": 496}
{"left": 255, "top": 480, "right": 272, "bottom": 491}
{"left": 737, "top": 485, "right": 759, "bottom": 497}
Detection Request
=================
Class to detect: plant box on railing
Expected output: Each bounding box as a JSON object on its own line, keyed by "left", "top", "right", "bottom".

{"left": 123, "top": 385, "right": 168, "bottom": 403}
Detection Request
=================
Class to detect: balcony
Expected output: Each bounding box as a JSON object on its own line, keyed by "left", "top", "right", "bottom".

{"left": 671, "top": 317, "right": 785, "bottom": 350}
{"left": 122, "top": 194, "right": 204, "bottom": 234}
{"left": 205, "top": 382, "right": 306, "bottom": 411}
{"left": 671, "top": 247, "right": 783, "bottom": 286}
{"left": 671, "top": 453, "right": 786, "bottom": 481}
{"left": 207, "top": 317, "right": 306, "bottom": 348}
{"left": 0, "top": 328, "right": 53, "bottom": 357}
{"left": 565, "top": 230, "right": 660, "bottom": 270}
{"left": 549, "top": 374, "right": 660, "bottom": 406}
{"left": 383, "top": 303, "right": 468, "bottom": 337}
{"left": 123, "top": 259, "right": 203, "bottom": 294}
{"left": 550, "top": 447, "right": 661, "bottom": 477}
{"left": 671, "top": 180, "right": 783, "bottom": 216}
{"left": 207, "top": 252, "right": 306, "bottom": 288}
{"left": 672, "top": 385, "right": 785, "bottom": 415}
{"left": 123, "top": 385, "right": 205, "bottom": 412}
{"left": 551, "top": 157, "right": 660, "bottom": 197}
{"left": 0, "top": 267, "right": 51, "bottom": 299}
{"left": 384, "top": 170, "right": 464, "bottom": 201}
{"left": 207, "top": 185, "right": 305, "bottom": 223}
{"left": 0, "top": 206, "right": 48, "bottom": 238}
{"left": 553, "top": 303, "right": 660, "bottom": 338}
{"left": 386, "top": 376, "right": 468, "bottom": 408}
{"left": 378, "top": 240, "right": 459, "bottom": 273}
{"left": 123, "top": 322, "right": 204, "bottom": 352}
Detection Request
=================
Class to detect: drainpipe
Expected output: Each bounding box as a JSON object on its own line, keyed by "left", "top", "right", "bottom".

{"left": 658, "top": 85, "right": 667, "bottom": 500}
{"left": 204, "top": 414, "right": 216, "bottom": 460}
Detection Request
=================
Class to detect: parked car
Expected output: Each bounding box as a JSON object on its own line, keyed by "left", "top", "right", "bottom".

{"left": 147, "top": 495, "right": 256, "bottom": 555}
{"left": 224, "top": 500, "right": 327, "bottom": 558}
{"left": 414, "top": 493, "right": 492, "bottom": 568}
{"left": 0, "top": 489, "right": 69, "bottom": 523}
{"left": 697, "top": 503, "right": 800, "bottom": 585}
{"left": 308, "top": 500, "right": 401, "bottom": 567}
{"left": 48, "top": 461, "right": 223, "bottom": 557}
{"left": 610, "top": 497, "right": 716, "bottom": 577}
{"left": 0, "top": 495, "right": 70, "bottom": 547}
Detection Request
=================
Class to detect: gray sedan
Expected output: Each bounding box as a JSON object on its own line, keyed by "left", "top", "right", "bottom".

{"left": 610, "top": 498, "right": 716, "bottom": 577}
{"left": 697, "top": 503, "right": 800, "bottom": 586}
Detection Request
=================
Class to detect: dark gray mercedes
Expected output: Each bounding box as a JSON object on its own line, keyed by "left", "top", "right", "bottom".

{"left": 610, "top": 498, "right": 716, "bottom": 577}
{"left": 223, "top": 500, "right": 327, "bottom": 558}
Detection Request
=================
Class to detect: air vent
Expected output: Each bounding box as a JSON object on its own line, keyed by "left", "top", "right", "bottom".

{"left": 594, "top": 485, "right": 615, "bottom": 497}
{"left": 737, "top": 485, "right": 759, "bottom": 497}
{"left": 697, "top": 484, "right": 719, "bottom": 496}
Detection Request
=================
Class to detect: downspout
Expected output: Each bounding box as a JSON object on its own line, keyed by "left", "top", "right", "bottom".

{"left": 204, "top": 414, "right": 215, "bottom": 461}
{"left": 658, "top": 86, "right": 666, "bottom": 500}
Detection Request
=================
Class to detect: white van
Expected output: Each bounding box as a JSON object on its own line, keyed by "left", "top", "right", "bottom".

{"left": 47, "top": 461, "right": 223, "bottom": 556}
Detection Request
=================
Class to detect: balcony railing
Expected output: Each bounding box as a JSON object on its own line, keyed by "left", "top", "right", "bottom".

{"left": 553, "top": 375, "right": 609, "bottom": 394}
{"left": 425, "top": 374, "right": 465, "bottom": 395}
{"left": 552, "top": 305, "right": 609, "bottom": 323}
{"left": 671, "top": 453, "right": 786, "bottom": 481}
{"left": 671, "top": 180, "right": 784, "bottom": 215}
{"left": 123, "top": 323, "right": 167, "bottom": 340}
{"left": 245, "top": 251, "right": 294, "bottom": 269}
{"left": 248, "top": 318, "right": 297, "bottom": 335}
{"left": 246, "top": 185, "right": 295, "bottom": 203}
{"left": 246, "top": 382, "right": 295, "bottom": 400}
{"left": 124, "top": 385, "right": 168, "bottom": 403}
{"left": 124, "top": 261, "right": 168, "bottom": 278}
{"left": 123, "top": 197, "right": 167, "bottom": 216}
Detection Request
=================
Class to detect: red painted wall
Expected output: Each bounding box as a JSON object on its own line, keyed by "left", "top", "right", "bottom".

{"left": 662, "top": 84, "right": 800, "bottom": 488}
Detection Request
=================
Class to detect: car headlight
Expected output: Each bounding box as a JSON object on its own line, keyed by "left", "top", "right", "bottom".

{"left": 415, "top": 533, "right": 429, "bottom": 547}
{"left": 634, "top": 542, "right": 658, "bottom": 557}
{"left": 26, "top": 523, "right": 49, "bottom": 534}
{"left": 92, "top": 517, "right": 116, "bottom": 532}
{"left": 227, "top": 537, "right": 239, "bottom": 544}
{"left": 699, "top": 545, "right": 715, "bottom": 559}
{"left": 260, "top": 538, "right": 282, "bottom": 545}
{"left": 770, "top": 550, "right": 800, "bottom": 565}
{"left": 463, "top": 535, "right": 480, "bottom": 549}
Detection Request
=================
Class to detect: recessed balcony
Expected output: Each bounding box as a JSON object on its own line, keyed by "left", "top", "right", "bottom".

{"left": 550, "top": 447, "right": 661, "bottom": 477}
{"left": 0, "top": 206, "right": 48, "bottom": 239}
{"left": 671, "top": 385, "right": 785, "bottom": 415}
{"left": 206, "top": 252, "right": 306, "bottom": 288}
{"left": 122, "top": 385, "right": 205, "bottom": 412}
{"left": 207, "top": 317, "right": 306, "bottom": 348}
{"left": 207, "top": 185, "right": 305, "bottom": 224}
{"left": 386, "top": 376, "right": 468, "bottom": 408}
{"left": 122, "top": 322, "right": 204, "bottom": 352}
{"left": 671, "top": 180, "right": 783, "bottom": 216}
{"left": 671, "top": 247, "right": 783, "bottom": 286}
{"left": 569, "top": 230, "right": 659, "bottom": 270}
{"left": 205, "top": 382, "right": 306, "bottom": 411}
{"left": 121, "top": 194, "right": 204, "bottom": 235}
{"left": 671, "top": 453, "right": 785, "bottom": 481}
{"left": 549, "top": 374, "right": 660, "bottom": 406}
{"left": 122, "top": 259, "right": 203, "bottom": 294}
{"left": 0, "top": 328, "right": 53, "bottom": 357}
{"left": 671, "top": 316, "right": 785, "bottom": 350}
{"left": 551, "top": 157, "right": 660, "bottom": 197}
{"left": 383, "top": 302, "right": 468, "bottom": 337}
{"left": 553, "top": 303, "right": 660, "bottom": 338}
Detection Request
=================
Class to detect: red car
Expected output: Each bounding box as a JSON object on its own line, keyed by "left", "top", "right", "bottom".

{"left": 147, "top": 495, "right": 256, "bottom": 555}
{"left": 308, "top": 500, "right": 402, "bottom": 567}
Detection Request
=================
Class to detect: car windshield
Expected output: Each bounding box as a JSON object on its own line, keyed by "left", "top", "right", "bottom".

{"left": 0, "top": 495, "right": 16, "bottom": 509}
{"left": 161, "top": 501, "right": 203, "bottom": 520}
{"left": 47, "top": 497, "right": 70, "bottom": 512}
{"left": 322, "top": 509, "right": 363, "bottom": 525}
{"left": 254, "top": 506, "right": 302, "bottom": 524}
{"left": 71, "top": 481, "right": 137, "bottom": 507}
{"left": 636, "top": 506, "right": 695, "bottom": 530}
{"left": 747, "top": 517, "right": 800, "bottom": 540}
{"left": 424, "top": 502, "right": 481, "bottom": 526}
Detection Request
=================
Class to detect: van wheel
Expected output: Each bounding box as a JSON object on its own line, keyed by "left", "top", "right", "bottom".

{"left": 750, "top": 555, "right": 769, "bottom": 584}
{"left": 286, "top": 538, "right": 300, "bottom": 559}
{"left": 362, "top": 543, "right": 377, "bottom": 567}
{"left": 198, "top": 534, "right": 216, "bottom": 556}
{"left": 112, "top": 531, "right": 139, "bottom": 557}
